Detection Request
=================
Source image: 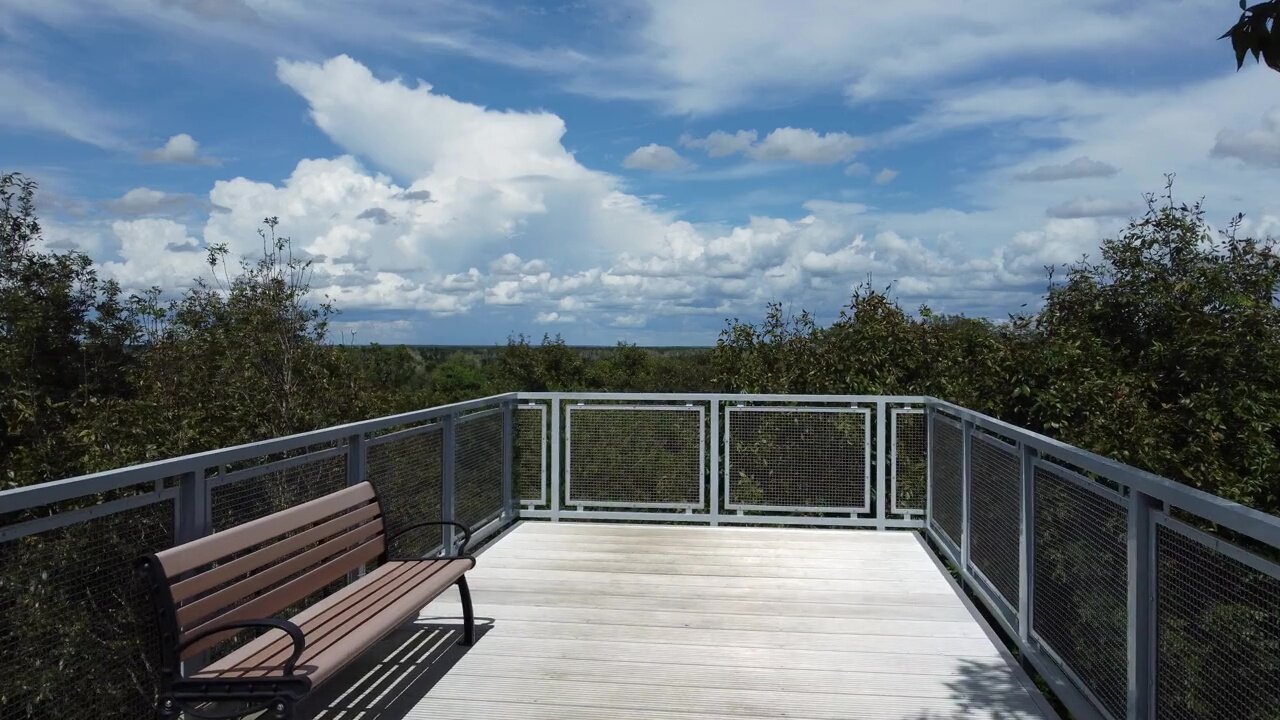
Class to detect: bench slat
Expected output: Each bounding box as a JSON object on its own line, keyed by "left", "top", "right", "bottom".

{"left": 157, "top": 482, "right": 377, "bottom": 578}
{"left": 192, "top": 559, "right": 469, "bottom": 686}
{"left": 180, "top": 536, "right": 384, "bottom": 658}
{"left": 175, "top": 517, "right": 385, "bottom": 628}
{"left": 169, "top": 503, "right": 383, "bottom": 603}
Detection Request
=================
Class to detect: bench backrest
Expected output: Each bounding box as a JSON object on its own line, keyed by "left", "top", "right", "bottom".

{"left": 147, "top": 482, "right": 386, "bottom": 659}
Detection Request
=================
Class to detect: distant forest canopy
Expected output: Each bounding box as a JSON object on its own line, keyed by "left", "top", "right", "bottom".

{"left": 3, "top": 171, "right": 1279, "bottom": 516}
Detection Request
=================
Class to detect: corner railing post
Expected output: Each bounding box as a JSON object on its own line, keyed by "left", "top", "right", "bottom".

{"left": 441, "top": 413, "right": 457, "bottom": 553}
{"left": 875, "top": 400, "right": 887, "bottom": 530}
{"left": 960, "top": 418, "right": 974, "bottom": 573}
{"left": 710, "top": 398, "right": 720, "bottom": 527}
{"left": 1018, "top": 442, "right": 1037, "bottom": 653}
{"left": 501, "top": 401, "right": 515, "bottom": 524}
{"left": 549, "top": 396, "right": 561, "bottom": 522}
{"left": 1127, "top": 488, "right": 1158, "bottom": 720}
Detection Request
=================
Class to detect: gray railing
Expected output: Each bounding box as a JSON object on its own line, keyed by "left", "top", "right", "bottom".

{"left": 1, "top": 391, "right": 1278, "bottom": 720}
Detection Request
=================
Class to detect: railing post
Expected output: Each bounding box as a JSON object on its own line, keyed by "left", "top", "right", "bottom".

{"left": 441, "top": 414, "right": 457, "bottom": 552}
{"left": 925, "top": 404, "right": 934, "bottom": 531}
{"left": 960, "top": 419, "right": 973, "bottom": 572}
{"left": 501, "top": 401, "right": 515, "bottom": 523}
{"left": 1127, "top": 489, "right": 1158, "bottom": 720}
{"left": 875, "top": 400, "right": 887, "bottom": 530}
{"left": 345, "top": 433, "right": 366, "bottom": 487}
{"left": 1018, "top": 442, "right": 1036, "bottom": 650}
{"left": 710, "top": 399, "right": 720, "bottom": 527}
{"left": 174, "top": 470, "right": 210, "bottom": 545}
{"left": 549, "top": 397, "right": 561, "bottom": 522}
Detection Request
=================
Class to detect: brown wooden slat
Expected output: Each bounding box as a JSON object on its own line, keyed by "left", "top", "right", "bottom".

{"left": 170, "top": 504, "right": 382, "bottom": 603}
{"left": 222, "top": 561, "right": 440, "bottom": 677}
{"left": 157, "top": 482, "right": 377, "bottom": 578}
{"left": 179, "top": 536, "right": 384, "bottom": 658}
{"left": 197, "top": 559, "right": 468, "bottom": 682}
{"left": 175, "top": 518, "right": 385, "bottom": 628}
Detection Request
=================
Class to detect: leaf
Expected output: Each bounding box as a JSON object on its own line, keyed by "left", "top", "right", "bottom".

{"left": 1232, "top": 27, "right": 1251, "bottom": 69}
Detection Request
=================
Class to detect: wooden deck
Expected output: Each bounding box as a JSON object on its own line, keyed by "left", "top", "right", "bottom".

{"left": 405, "top": 522, "right": 1057, "bottom": 720}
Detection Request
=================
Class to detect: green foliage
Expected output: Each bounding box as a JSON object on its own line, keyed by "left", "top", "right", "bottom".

{"left": 1221, "top": 1, "right": 1280, "bottom": 72}
{"left": 714, "top": 181, "right": 1280, "bottom": 516}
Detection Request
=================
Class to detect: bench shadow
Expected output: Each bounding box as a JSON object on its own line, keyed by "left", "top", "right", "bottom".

{"left": 298, "top": 617, "right": 495, "bottom": 720}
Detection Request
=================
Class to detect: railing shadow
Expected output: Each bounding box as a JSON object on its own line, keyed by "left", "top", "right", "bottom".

{"left": 299, "top": 617, "right": 495, "bottom": 720}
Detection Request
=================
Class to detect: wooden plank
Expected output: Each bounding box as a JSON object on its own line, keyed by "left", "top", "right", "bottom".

{"left": 474, "top": 556, "right": 948, "bottom": 581}
{"left": 419, "top": 675, "right": 1047, "bottom": 720}
{"left": 431, "top": 587, "right": 977, "bottom": 622}
{"left": 444, "top": 654, "right": 1035, "bottom": 702}
{"left": 399, "top": 522, "right": 1056, "bottom": 720}
{"left": 454, "top": 635, "right": 991, "bottom": 677}
{"left": 424, "top": 601, "right": 991, "bottom": 639}
{"left": 466, "top": 567, "right": 955, "bottom": 593}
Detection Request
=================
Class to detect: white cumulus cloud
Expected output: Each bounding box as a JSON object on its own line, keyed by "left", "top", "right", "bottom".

{"left": 622, "top": 144, "right": 694, "bottom": 171}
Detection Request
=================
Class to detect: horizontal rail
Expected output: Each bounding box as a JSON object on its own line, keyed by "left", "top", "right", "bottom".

{"left": 0, "top": 393, "right": 517, "bottom": 513}
{"left": 927, "top": 397, "right": 1280, "bottom": 547}
{"left": 519, "top": 392, "right": 927, "bottom": 404}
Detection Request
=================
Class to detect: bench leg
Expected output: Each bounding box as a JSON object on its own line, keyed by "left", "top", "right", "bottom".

{"left": 456, "top": 575, "right": 475, "bottom": 646}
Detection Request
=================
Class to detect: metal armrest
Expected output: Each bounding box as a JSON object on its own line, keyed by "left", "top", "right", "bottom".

{"left": 385, "top": 520, "right": 473, "bottom": 556}
{"left": 177, "top": 618, "right": 306, "bottom": 676}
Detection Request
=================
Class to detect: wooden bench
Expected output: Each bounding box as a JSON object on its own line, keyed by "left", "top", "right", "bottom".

{"left": 137, "top": 481, "right": 477, "bottom": 720}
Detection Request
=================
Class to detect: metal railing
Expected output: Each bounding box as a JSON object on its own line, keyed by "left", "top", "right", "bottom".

{"left": 1, "top": 391, "right": 1277, "bottom": 720}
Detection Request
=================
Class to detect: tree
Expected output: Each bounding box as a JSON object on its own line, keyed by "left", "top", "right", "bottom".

{"left": 1221, "top": 1, "right": 1280, "bottom": 72}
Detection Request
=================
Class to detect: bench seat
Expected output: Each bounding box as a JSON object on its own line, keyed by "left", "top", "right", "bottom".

{"left": 192, "top": 557, "right": 473, "bottom": 686}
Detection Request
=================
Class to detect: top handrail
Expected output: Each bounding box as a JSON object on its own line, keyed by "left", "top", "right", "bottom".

{"left": 517, "top": 392, "right": 928, "bottom": 403}
{"left": 0, "top": 393, "right": 518, "bottom": 514}
{"left": 928, "top": 397, "right": 1280, "bottom": 548}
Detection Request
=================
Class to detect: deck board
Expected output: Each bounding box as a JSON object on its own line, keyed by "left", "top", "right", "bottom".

{"left": 407, "top": 522, "right": 1056, "bottom": 719}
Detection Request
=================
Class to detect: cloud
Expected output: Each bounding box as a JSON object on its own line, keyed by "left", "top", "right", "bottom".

{"left": 680, "top": 130, "right": 757, "bottom": 157}
{"left": 844, "top": 162, "right": 869, "bottom": 177}
{"left": 622, "top": 144, "right": 695, "bottom": 171}
{"left": 98, "top": 219, "right": 209, "bottom": 289}
{"left": 1046, "top": 197, "right": 1141, "bottom": 219}
{"left": 1212, "top": 108, "right": 1280, "bottom": 168}
{"left": 679, "top": 127, "right": 862, "bottom": 164}
{"left": 1014, "top": 156, "right": 1118, "bottom": 182}
{"left": 534, "top": 311, "right": 575, "bottom": 323}
{"left": 874, "top": 168, "right": 898, "bottom": 185}
{"left": 356, "top": 207, "right": 393, "bottom": 224}
{"left": 144, "top": 133, "right": 219, "bottom": 165}
{"left": 106, "top": 187, "right": 207, "bottom": 216}
{"left": 0, "top": 67, "right": 128, "bottom": 148}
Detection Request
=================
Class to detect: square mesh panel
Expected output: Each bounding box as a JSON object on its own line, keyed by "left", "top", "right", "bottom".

{"left": 1156, "top": 523, "right": 1280, "bottom": 720}
{"left": 892, "top": 409, "right": 927, "bottom": 513}
{"left": 515, "top": 405, "right": 546, "bottom": 505}
{"left": 726, "top": 407, "right": 869, "bottom": 512}
{"left": 455, "top": 410, "right": 504, "bottom": 529}
{"left": 367, "top": 425, "right": 443, "bottom": 558}
{"left": 930, "top": 417, "right": 964, "bottom": 548}
{"left": 0, "top": 500, "right": 173, "bottom": 720}
{"left": 1032, "top": 463, "right": 1128, "bottom": 720}
{"left": 567, "top": 405, "right": 703, "bottom": 508}
{"left": 968, "top": 435, "right": 1021, "bottom": 609}
{"left": 211, "top": 451, "right": 347, "bottom": 531}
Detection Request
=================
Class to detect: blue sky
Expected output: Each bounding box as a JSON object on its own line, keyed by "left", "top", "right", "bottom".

{"left": 3, "top": 0, "right": 1279, "bottom": 345}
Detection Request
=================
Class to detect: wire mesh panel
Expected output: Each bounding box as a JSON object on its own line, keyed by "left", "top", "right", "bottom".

{"left": 455, "top": 409, "right": 504, "bottom": 529}
{"left": 1032, "top": 462, "right": 1128, "bottom": 720}
{"left": 725, "top": 406, "right": 870, "bottom": 513}
{"left": 891, "top": 407, "right": 927, "bottom": 514}
{"left": 1156, "top": 520, "right": 1280, "bottom": 720}
{"left": 930, "top": 415, "right": 964, "bottom": 548}
{"left": 566, "top": 404, "right": 704, "bottom": 509}
{"left": 0, "top": 499, "right": 174, "bottom": 720}
{"left": 968, "top": 433, "right": 1021, "bottom": 610}
{"left": 210, "top": 447, "right": 347, "bottom": 531}
{"left": 367, "top": 424, "right": 444, "bottom": 558}
{"left": 515, "top": 404, "right": 547, "bottom": 506}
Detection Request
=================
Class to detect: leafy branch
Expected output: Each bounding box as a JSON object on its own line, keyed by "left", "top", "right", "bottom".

{"left": 1221, "top": 0, "right": 1280, "bottom": 72}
